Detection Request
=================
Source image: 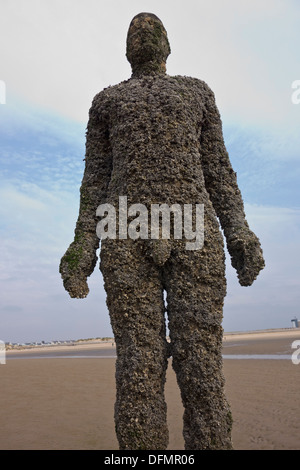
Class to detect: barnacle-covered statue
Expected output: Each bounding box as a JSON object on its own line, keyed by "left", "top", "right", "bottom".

{"left": 60, "top": 13, "right": 264, "bottom": 450}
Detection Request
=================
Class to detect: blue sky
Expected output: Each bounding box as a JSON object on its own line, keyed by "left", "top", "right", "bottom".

{"left": 1, "top": 0, "right": 300, "bottom": 342}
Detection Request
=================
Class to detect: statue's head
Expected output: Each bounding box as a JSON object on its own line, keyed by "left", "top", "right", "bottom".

{"left": 126, "top": 13, "right": 171, "bottom": 77}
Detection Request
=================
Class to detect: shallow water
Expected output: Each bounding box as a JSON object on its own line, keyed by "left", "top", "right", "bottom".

{"left": 222, "top": 354, "right": 291, "bottom": 360}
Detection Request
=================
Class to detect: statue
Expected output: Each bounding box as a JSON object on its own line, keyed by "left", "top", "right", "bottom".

{"left": 60, "top": 12, "right": 265, "bottom": 450}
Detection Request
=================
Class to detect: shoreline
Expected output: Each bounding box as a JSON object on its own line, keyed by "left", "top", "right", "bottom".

{"left": 6, "top": 328, "right": 300, "bottom": 356}
{"left": 6, "top": 339, "right": 115, "bottom": 355}
{"left": 223, "top": 327, "right": 300, "bottom": 341}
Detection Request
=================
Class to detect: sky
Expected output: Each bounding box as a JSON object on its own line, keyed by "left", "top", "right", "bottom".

{"left": 1, "top": 0, "right": 300, "bottom": 343}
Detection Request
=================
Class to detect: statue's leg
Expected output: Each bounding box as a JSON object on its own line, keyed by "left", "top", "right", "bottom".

{"left": 100, "top": 239, "right": 169, "bottom": 450}
{"left": 163, "top": 238, "right": 233, "bottom": 450}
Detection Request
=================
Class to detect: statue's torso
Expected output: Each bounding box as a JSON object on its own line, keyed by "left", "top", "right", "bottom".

{"left": 94, "top": 75, "right": 212, "bottom": 207}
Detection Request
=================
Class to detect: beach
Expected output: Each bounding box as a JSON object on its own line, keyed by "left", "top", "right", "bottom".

{"left": 1, "top": 329, "right": 299, "bottom": 450}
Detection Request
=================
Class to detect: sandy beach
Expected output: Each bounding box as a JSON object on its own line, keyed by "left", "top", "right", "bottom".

{"left": 1, "top": 329, "right": 299, "bottom": 450}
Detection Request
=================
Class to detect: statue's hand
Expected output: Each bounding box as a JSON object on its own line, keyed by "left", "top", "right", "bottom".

{"left": 227, "top": 228, "right": 265, "bottom": 286}
{"left": 59, "top": 240, "right": 97, "bottom": 299}
{"left": 60, "top": 269, "right": 89, "bottom": 298}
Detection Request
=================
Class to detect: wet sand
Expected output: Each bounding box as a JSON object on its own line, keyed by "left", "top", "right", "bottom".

{"left": 1, "top": 330, "right": 299, "bottom": 450}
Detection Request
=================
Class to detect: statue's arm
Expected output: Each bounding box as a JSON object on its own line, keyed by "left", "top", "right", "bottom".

{"left": 59, "top": 94, "right": 112, "bottom": 298}
{"left": 200, "top": 84, "right": 265, "bottom": 286}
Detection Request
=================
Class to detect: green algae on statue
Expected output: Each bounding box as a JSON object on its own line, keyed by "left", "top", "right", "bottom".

{"left": 60, "top": 12, "right": 265, "bottom": 450}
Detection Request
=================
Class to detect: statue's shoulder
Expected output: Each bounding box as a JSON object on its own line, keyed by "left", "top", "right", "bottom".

{"left": 170, "top": 75, "right": 212, "bottom": 93}
{"left": 90, "top": 79, "right": 131, "bottom": 110}
{"left": 170, "top": 75, "right": 217, "bottom": 110}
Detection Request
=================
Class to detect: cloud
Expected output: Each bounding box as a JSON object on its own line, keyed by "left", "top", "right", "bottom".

{"left": 165, "top": 0, "right": 300, "bottom": 130}
{"left": 0, "top": 0, "right": 132, "bottom": 122}
{"left": 223, "top": 203, "right": 300, "bottom": 331}
{"left": 0, "top": 94, "right": 86, "bottom": 199}
{"left": 222, "top": 121, "right": 300, "bottom": 214}
{"left": 1, "top": 0, "right": 300, "bottom": 128}
{"left": 0, "top": 97, "right": 112, "bottom": 342}
{"left": 0, "top": 179, "right": 110, "bottom": 343}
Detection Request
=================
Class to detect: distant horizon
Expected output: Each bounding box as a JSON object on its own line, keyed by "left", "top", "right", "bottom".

{"left": 5, "top": 325, "right": 300, "bottom": 346}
